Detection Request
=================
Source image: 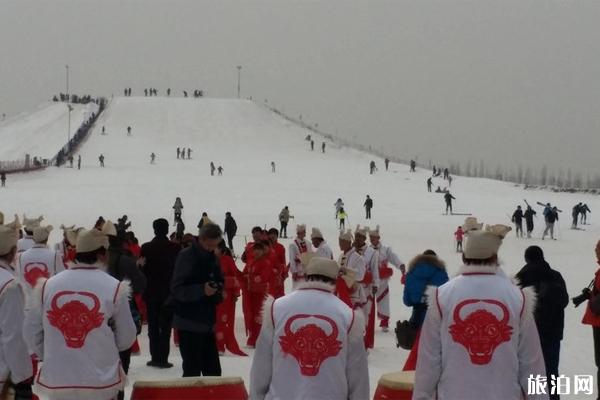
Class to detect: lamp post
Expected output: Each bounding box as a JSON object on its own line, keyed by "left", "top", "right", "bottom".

{"left": 66, "top": 65, "right": 71, "bottom": 142}
{"left": 236, "top": 65, "right": 242, "bottom": 98}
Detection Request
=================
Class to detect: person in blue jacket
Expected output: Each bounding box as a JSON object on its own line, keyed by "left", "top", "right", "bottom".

{"left": 403, "top": 249, "right": 449, "bottom": 329}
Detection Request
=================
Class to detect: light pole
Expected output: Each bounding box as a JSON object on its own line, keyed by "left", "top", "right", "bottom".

{"left": 66, "top": 65, "right": 71, "bottom": 142}
{"left": 236, "top": 65, "right": 242, "bottom": 98}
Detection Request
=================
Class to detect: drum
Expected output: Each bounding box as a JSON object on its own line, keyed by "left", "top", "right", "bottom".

{"left": 130, "top": 376, "right": 248, "bottom": 400}
{"left": 373, "top": 371, "right": 415, "bottom": 400}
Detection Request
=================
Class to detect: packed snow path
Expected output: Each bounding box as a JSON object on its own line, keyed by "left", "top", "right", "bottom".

{"left": 2, "top": 97, "right": 599, "bottom": 399}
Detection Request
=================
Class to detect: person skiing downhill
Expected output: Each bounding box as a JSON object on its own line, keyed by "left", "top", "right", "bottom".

{"left": 444, "top": 192, "right": 455, "bottom": 214}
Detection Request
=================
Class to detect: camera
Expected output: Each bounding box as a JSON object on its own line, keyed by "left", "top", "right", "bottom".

{"left": 572, "top": 288, "right": 592, "bottom": 308}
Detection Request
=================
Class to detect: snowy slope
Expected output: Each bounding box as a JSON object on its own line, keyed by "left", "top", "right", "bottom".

{"left": 2, "top": 97, "right": 600, "bottom": 399}
{"left": 0, "top": 101, "right": 95, "bottom": 161}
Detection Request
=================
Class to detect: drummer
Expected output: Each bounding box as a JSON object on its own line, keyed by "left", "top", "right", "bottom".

{"left": 249, "top": 257, "right": 369, "bottom": 399}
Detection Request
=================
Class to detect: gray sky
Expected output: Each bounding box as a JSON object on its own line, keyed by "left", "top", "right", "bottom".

{"left": 1, "top": 0, "right": 600, "bottom": 177}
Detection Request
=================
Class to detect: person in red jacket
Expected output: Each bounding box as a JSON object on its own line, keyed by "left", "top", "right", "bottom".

{"left": 243, "top": 242, "right": 273, "bottom": 347}
{"left": 215, "top": 241, "right": 247, "bottom": 356}
{"left": 454, "top": 226, "right": 464, "bottom": 252}
{"left": 581, "top": 240, "right": 600, "bottom": 395}
{"left": 267, "top": 228, "right": 286, "bottom": 298}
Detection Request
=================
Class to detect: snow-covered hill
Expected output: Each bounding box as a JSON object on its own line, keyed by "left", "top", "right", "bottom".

{"left": 0, "top": 102, "right": 96, "bottom": 161}
{"left": 2, "top": 97, "right": 599, "bottom": 399}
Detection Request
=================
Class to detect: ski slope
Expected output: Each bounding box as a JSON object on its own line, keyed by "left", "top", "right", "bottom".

{"left": 2, "top": 97, "right": 600, "bottom": 399}
{"left": 0, "top": 101, "right": 96, "bottom": 161}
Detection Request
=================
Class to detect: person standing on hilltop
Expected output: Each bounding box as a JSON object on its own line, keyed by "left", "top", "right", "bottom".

{"left": 0, "top": 172, "right": 6, "bottom": 187}
{"left": 210, "top": 162, "right": 216, "bottom": 176}
{"left": 385, "top": 158, "right": 390, "bottom": 171}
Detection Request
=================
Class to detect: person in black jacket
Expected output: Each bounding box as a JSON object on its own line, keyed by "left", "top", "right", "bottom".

{"left": 224, "top": 212, "right": 237, "bottom": 252}
{"left": 524, "top": 206, "right": 537, "bottom": 238}
{"left": 106, "top": 228, "right": 147, "bottom": 400}
{"left": 171, "top": 223, "right": 224, "bottom": 377}
{"left": 364, "top": 195, "right": 373, "bottom": 219}
{"left": 140, "top": 218, "right": 181, "bottom": 369}
{"left": 516, "top": 245, "right": 568, "bottom": 398}
{"left": 512, "top": 206, "right": 524, "bottom": 238}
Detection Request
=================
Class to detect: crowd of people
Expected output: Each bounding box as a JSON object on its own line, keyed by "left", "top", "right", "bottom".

{"left": 0, "top": 198, "right": 599, "bottom": 399}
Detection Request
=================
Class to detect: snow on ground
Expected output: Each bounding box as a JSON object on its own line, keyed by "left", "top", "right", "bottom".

{"left": 0, "top": 101, "right": 95, "bottom": 161}
{"left": 2, "top": 97, "right": 600, "bottom": 399}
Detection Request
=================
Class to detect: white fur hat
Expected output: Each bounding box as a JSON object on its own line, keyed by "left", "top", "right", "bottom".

{"left": 101, "top": 220, "right": 117, "bottom": 237}
{"left": 462, "top": 217, "right": 483, "bottom": 232}
{"left": 354, "top": 224, "right": 369, "bottom": 237}
{"left": 61, "top": 225, "right": 82, "bottom": 247}
{"left": 23, "top": 214, "right": 44, "bottom": 231}
{"left": 463, "top": 224, "right": 512, "bottom": 260}
{"left": 296, "top": 224, "right": 307, "bottom": 233}
{"left": 311, "top": 227, "right": 324, "bottom": 240}
{"left": 369, "top": 225, "right": 381, "bottom": 237}
{"left": 0, "top": 215, "right": 21, "bottom": 256}
{"left": 300, "top": 251, "right": 317, "bottom": 267}
{"left": 33, "top": 225, "right": 53, "bottom": 243}
{"left": 305, "top": 257, "right": 339, "bottom": 280}
{"left": 76, "top": 228, "right": 109, "bottom": 253}
{"left": 339, "top": 229, "right": 353, "bottom": 242}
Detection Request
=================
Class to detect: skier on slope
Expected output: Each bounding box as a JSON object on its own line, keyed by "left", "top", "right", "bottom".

{"left": 334, "top": 198, "right": 344, "bottom": 219}
{"left": 524, "top": 205, "right": 537, "bottom": 238}
{"left": 310, "top": 140, "right": 315, "bottom": 151}
{"left": 77, "top": 155, "right": 81, "bottom": 170}
{"left": 172, "top": 197, "right": 183, "bottom": 225}
{"left": 385, "top": 158, "right": 390, "bottom": 171}
{"left": 512, "top": 206, "right": 524, "bottom": 238}
{"left": 321, "top": 142, "right": 326, "bottom": 153}
{"left": 99, "top": 154, "right": 105, "bottom": 167}
{"left": 572, "top": 203, "right": 583, "bottom": 229}
{"left": 410, "top": 159, "right": 416, "bottom": 172}
{"left": 127, "top": 126, "right": 132, "bottom": 136}
{"left": 370, "top": 160, "right": 377, "bottom": 175}
{"left": 444, "top": 192, "right": 455, "bottom": 215}
{"left": 581, "top": 204, "right": 591, "bottom": 225}
{"left": 427, "top": 177, "right": 432, "bottom": 192}
{"left": 210, "top": 162, "right": 216, "bottom": 176}
{"left": 150, "top": 153, "right": 156, "bottom": 164}
{"left": 542, "top": 205, "right": 559, "bottom": 240}
{"left": 177, "top": 147, "right": 180, "bottom": 159}
{"left": 364, "top": 195, "right": 374, "bottom": 219}
{"left": 0, "top": 172, "right": 5, "bottom": 187}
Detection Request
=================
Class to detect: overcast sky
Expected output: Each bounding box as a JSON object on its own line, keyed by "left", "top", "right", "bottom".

{"left": 1, "top": 0, "right": 599, "bottom": 177}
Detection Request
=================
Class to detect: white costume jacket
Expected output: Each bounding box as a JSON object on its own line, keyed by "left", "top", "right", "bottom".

{"left": 288, "top": 238, "right": 312, "bottom": 278}
{"left": 414, "top": 265, "right": 548, "bottom": 400}
{"left": 314, "top": 241, "right": 334, "bottom": 260}
{"left": 371, "top": 244, "right": 403, "bottom": 277}
{"left": 338, "top": 249, "right": 366, "bottom": 308}
{"left": 250, "top": 281, "right": 369, "bottom": 400}
{"left": 357, "top": 244, "right": 380, "bottom": 288}
{"left": 16, "top": 244, "right": 64, "bottom": 298}
{"left": 24, "top": 262, "right": 137, "bottom": 400}
{"left": 0, "top": 262, "right": 33, "bottom": 386}
{"left": 17, "top": 236, "right": 35, "bottom": 254}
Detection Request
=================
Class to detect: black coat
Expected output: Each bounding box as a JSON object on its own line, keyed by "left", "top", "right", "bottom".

{"left": 224, "top": 215, "right": 237, "bottom": 237}
{"left": 512, "top": 209, "right": 524, "bottom": 224}
{"left": 107, "top": 246, "right": 147, "bottom": 295}
{"left": 171, "top": 240, "right": 224, "bottom": 332}
{"left": 516, "top": 261, "right": 569, "bottom": 341}
{"left": 140, "top": 236, "right": 180, "bottom": 303}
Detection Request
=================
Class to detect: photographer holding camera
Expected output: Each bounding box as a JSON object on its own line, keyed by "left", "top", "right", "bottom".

{"left": 579, "top": 240, "right": 600, "bottom": 395}
{"left": 171, "top": 223, "right": 224, "bottom": 377}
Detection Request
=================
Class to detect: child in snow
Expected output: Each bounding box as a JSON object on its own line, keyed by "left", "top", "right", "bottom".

{"left": 454, "top": 226, "right": 464, "bottom": 252}
{"left": 337, "top": 207, "right": 347, "bottom": 230}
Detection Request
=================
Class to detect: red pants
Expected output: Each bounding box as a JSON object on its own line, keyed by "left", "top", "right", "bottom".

{"left": 215, "top": 294, "right": 246, "bottom": 356}
{"left": 245, "top": 291, "right": 267, "bottom": 347}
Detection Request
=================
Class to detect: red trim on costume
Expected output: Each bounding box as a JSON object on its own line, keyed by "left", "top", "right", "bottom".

{"left": 0, "top": 278, "right": 14, "bottom": 297}
{"left": 347, "top": 311, "right": 355, "bottom": 334}
{"left": 270, "top": 301, "right": 275, "bottom": 327}
{"left": 35, "top": 362, "right": 124, "bottom": 390}
{"left": 376, "top": 287, "right": 389, "bottom": 303}
{"left": 435, "top": 289, "right": 442, "bottom": 317}
{"left": 461, "top": 272, "right": 495, "bottom": 276}
{"left": 113, "top": 282, "right": 122, "bottom": 304}
{"left": 41, "top": 280, "right": 48, "bottom": 305}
